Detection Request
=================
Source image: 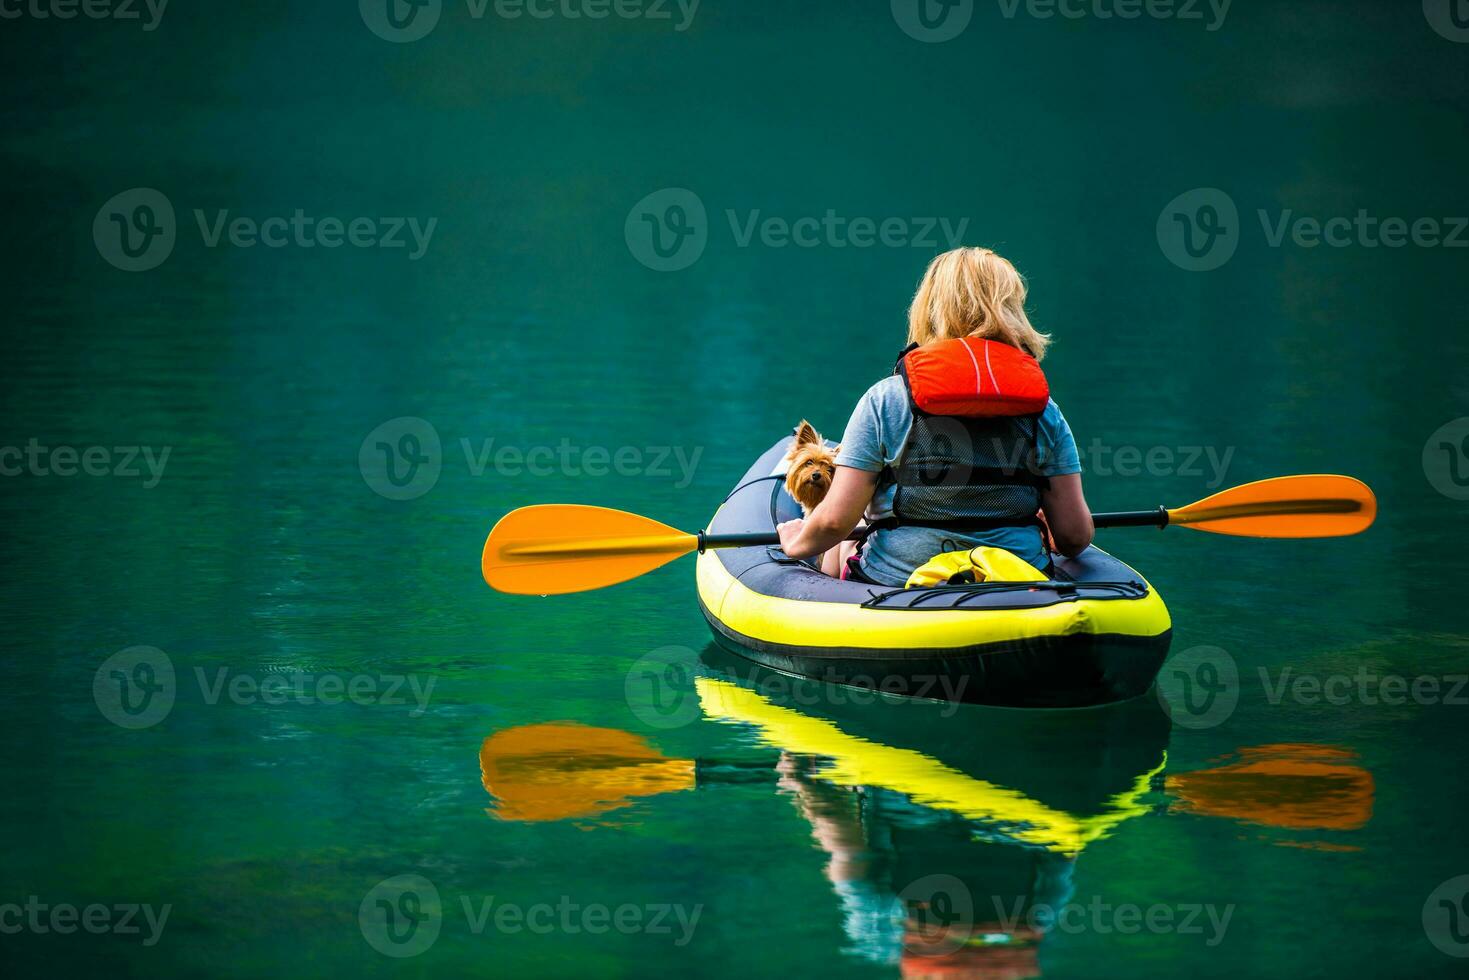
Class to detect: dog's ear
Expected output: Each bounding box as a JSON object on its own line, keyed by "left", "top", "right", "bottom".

{"left": 793, "top": 419, "right": 821, "bottom": 447}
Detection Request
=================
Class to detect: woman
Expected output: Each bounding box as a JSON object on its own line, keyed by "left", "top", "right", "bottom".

{"left": 777, "top": 247, "right": 1093, "bottom": 585}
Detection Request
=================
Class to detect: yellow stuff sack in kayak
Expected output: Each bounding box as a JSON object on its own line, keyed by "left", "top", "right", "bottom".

{"left": 904, "top": 546, "right": 1049, "bottom": 589}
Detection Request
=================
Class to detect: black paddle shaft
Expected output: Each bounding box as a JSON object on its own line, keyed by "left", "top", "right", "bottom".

{"left": 698, "top": 531, "right": 781, "bottom": 551}
{"left": 1092, "top": 507, "right": 1170, "bottom": 529}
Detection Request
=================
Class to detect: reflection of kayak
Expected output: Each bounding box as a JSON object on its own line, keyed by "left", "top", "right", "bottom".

{"left": 696, "top": 677, "right": 1165, "bottom": 856}
{"left": 699, "top": 642, "right": 1174, "bottom": 813}
{"left": 697, "top": 438, "right": 1174, "bottom": 707}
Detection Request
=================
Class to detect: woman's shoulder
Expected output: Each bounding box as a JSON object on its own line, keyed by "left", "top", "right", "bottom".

{"left": 861, "top": 374, "right": 908, "bottom": 406}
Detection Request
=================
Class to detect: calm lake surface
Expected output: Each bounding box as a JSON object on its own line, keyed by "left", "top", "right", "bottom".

{"left": 3, "top": 2, "right": 1468, "bottom": 976}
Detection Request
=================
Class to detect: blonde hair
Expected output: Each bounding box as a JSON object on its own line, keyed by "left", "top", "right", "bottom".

{"left": 906, "top": 247, "right": 1051, "bottom": 360}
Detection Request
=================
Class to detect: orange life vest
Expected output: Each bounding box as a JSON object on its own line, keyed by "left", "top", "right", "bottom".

{"left": 875, "top": 337, "right": 1051, "bottom": 533}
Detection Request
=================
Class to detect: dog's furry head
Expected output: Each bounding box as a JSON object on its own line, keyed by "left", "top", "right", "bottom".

{"left": 784, "top": 420, "right": 838, "bottom": 514}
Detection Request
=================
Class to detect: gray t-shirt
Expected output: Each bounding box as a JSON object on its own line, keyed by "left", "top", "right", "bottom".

{"left": 835, "top": 375, "right": 1082, "bottom": 586}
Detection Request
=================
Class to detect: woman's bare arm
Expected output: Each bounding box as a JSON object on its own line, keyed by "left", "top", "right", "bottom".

{"left": 1040, "top": 472, "right": 1094, "bottom": 557}
{"left": 776, "top": 466, "right": 878, "bottom": 559}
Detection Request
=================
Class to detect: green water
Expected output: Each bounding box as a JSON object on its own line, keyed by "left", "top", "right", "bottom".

{"left": 3, "top": 2, "right": 1468, "bottom": 976}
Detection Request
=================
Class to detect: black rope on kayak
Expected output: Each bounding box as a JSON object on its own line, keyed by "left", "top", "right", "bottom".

{"left": 720, "top": 474, "right": 785, "bottom": 504}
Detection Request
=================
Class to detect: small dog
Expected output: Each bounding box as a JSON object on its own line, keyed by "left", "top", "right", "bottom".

{"left": 784, "top": 420, "right": 839, "bottom": 514}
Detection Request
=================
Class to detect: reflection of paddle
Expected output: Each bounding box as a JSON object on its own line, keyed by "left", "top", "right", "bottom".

{"left": 479, "top": 723, "right": 772, "bottom": 823}
{"left": 481, "top": 476, "right": 1376, "bottom": 595}
{"left": 480, "top": 724, "right": 696, "bottom": 822}
{"left": 1167, "top": 744, "right": 1374, "bottom": 833}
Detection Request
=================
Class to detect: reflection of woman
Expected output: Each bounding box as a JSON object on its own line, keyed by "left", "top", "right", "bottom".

{"left": 776, "top": 751, "right": 1074, "bottom": 978}
{"left": 777, "top": 755, "right": 905, "bottom": 964}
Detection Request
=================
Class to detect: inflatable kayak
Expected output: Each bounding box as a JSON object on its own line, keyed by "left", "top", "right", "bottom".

{"left": 696, "top": 437, "right": 1173, "bottom": 708}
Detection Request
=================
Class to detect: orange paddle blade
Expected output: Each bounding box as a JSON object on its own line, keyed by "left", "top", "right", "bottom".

{"left": 481, "top": 504, "right": 699, "bottom": 595}
{"left": 1167, "top": 475, "right": 1376, "bottom": 538}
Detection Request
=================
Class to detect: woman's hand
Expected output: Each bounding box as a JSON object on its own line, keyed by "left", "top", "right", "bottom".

{"left": 777, "top": 467, "right": 880, "bottom": 561}
{"left": 777, "top": 518, "right": 806, "bottom": 554}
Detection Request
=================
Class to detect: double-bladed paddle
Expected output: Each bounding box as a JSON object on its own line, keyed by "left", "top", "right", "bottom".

{"left": 481, "top": 474, "right": 1376, "bottom": 595}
